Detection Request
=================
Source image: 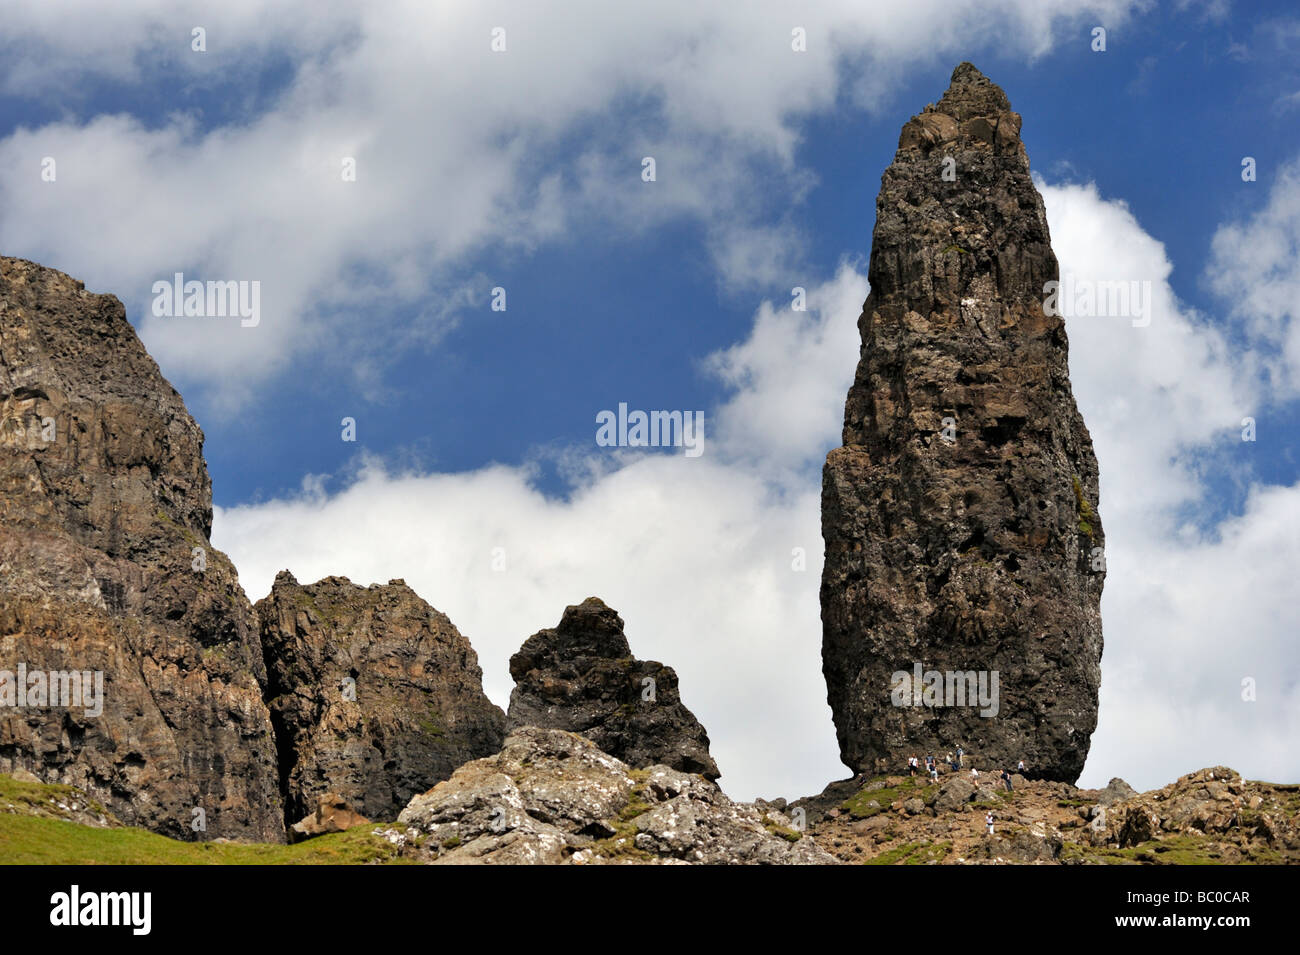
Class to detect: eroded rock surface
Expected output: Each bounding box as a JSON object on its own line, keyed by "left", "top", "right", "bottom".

{"left": 257, "top": 572, "right": 506, "bottom": 824}
{"left": 820, "top": 64, "right": 1105, "bottom": 782}
{"left": 397, "top": 726, "right": 830, "bottom": 864}
{"left": 506, "top": 597, "right": 719, "bottom": 780}
{"left": 0, "top": 256, "right": 283, "bottom": 840}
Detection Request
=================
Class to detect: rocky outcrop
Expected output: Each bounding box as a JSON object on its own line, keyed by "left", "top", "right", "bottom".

{"left": 0, "top": 256, "right": 284, "bottom": 841}
{"left": 506, "top": 598, "right": 719, "bottom": 780}
{"left": 289, "top": 792, "right": 370, "bottom": 841}
{"left": 801, "top": 765, "right": 1298, "bottom": 865}
{"left": 820, "top": 63, "right": 1105, "bottom": 782}
{"left": 1090, "top": 767, "right": 1298, "bottom": 854}
{"left": 258, "top": 572, "right": 506, "bottom": 824}
{"left": 396, "top": 726, "right": 830, "bottom": 864}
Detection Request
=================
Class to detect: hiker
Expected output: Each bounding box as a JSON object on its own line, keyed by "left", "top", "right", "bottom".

{"left": 970, "top": 766, "right": 980, "bottom": 785}
{"left": 956, "top": 745, "right": 964, "bottom": 767}
{"left": 928, "top": 757, "right": 939, "bottom": 782}
{"left": 1017, "top": 759, "right": 1026, "bottom": 774}
{"left": 986, "top": 812, "right": 995, "bottom": 836}
{"left": 946, "top": 751, "right": 955, "bottom": 772}
{"left": 908, "top": 755, "right": 918, "bottom": 777}
{"left": 1001, "top": 769, "right": 1012, "bottom": 792}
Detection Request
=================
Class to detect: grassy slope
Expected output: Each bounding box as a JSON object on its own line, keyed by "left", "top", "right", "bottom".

{"left": 0, "top": 774, "right": 413, "bottom": 865}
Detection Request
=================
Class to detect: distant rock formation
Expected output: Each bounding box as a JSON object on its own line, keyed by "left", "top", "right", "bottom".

{"left": 0, "top": 256, "right": 284, "bottom": 841}
{"left": 397, "top": 726, "right": 829, "bottom": 864}
{"left": 506, "top": 598, "right": 719, "bottom": 780}
{"left": 257, "top": 572, "right": 506, "bottom": 825}
{"left": 820, "top": 63, "right": 1105, "bottom": 782}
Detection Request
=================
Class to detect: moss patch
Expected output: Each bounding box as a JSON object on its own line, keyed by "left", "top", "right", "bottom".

{"left": 866, "top": 841, "right": 952, "bottom": 865}
{"left": 1060, "top": 834, "right": 1278, "bottom": 866}
{"left": 1072, "top": 476, "right": 1096, "bottom": 540}
{"left": 842, "top": 776, "right": 937, "bottom": 820}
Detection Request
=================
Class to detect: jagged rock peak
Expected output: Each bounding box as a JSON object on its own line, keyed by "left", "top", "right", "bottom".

{"left": 507, "top": 598, "right": 720, "bottom": 780}
{"left": 257, "top": 572, "right": 506, "bottom": 826}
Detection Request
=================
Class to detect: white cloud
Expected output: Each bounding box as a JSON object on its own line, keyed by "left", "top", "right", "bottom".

{"left": 217, "top": 267, "right": 864, "bottom": 802}
{"left": 1207, "top": 159, "right": 1300, "bottom": 397}
{"left": 215, "top": 178, "right": 1300, "bottom": 801}
{"left": 1040, "top": 178, "right": 1300, "bottom": 790}
{"left": 0, "top": 0, "right": 1143, "bottom": 408}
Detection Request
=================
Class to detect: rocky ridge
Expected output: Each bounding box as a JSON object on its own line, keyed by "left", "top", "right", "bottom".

{"left": 393, "top": 726, "right": 827, "bottom": 864}
{"left": 0, "top": 256, "right": 504, "bottom": 843}
{"left": 801, "top": 763, "right": 1298, "bottom": 864}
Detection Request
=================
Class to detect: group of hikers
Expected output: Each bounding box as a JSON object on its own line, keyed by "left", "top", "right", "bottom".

{"left": 904, "top": 747, "right": 1029, "bottom": 836}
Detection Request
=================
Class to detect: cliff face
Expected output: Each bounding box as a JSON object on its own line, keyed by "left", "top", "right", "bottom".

{"left": 507, "top": 598, "right": 720, "bottom": 780}
{"left": 820, "top": 64, "right": 1105, "bottom": 782}
{"left": 257, "top": 572, "right": 506, "bottom": 824}
{"left": 0, "top": 256, "right": 284, "bottom": 841}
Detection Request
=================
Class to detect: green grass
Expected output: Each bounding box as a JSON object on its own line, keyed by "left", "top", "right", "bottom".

{"left": 763, "top": 819, "right": 802, "bottom": 842}
{"left": 841, "top": 776, "right": 937, "bottom": 820}
{"left": 1059, "top": 834, "right": 1281, "bottom": 866}
{"left": 581, "top": 770, "right": 655, "bottom": 861}
{"left": 1072, "top": 476, "right": 1096, "bottom": 540}
{"left": 0, "top": 813, "right": 415, "bottom": 865}
{"left": 0, "top": 774, "right": 113, "bottom": 821}
{"left": 866, "top": 841, "right": 952, "bottom": 865}
{"left": 0, "top": 774, "right": 420, "bottom": 865}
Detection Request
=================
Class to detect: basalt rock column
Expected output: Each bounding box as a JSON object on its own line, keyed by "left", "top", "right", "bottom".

{"left": 820, "top": 64, "right": 1105, "bottom": 782}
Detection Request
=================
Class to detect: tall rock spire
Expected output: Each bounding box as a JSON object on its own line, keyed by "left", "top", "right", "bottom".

{"left": 820, "top": 63, "right": 1105, "bottom": 782}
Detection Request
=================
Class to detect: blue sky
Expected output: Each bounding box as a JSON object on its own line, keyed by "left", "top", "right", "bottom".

{"left": 2, "top": 0, "right": 1298, "bottom": 800}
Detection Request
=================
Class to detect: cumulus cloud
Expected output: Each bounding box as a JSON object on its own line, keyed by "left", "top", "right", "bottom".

{"left": 217, "top": 266, "right": 865, "bottom": 802}
{"left": 216, "top": 179, "right": 1300, "bottom": 800}
{"left": 1207, "top": 159, "right": 1300, "bottom": 398}
{"left": 1040, "top": 178, "right": 1300, "bottom": 789}
{"left": 0, "top": 0, "right": 1142, "bottom": 408}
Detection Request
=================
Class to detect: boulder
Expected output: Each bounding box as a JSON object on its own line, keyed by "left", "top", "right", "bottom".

{"left": 934, "top": 777, "right": 976, "bottom": 812}
{"left": 289, "top": 792, "right": 370, "bottom": 841}
{"left": 1098, "top": 777, "right": 1137, "bottom": 806}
